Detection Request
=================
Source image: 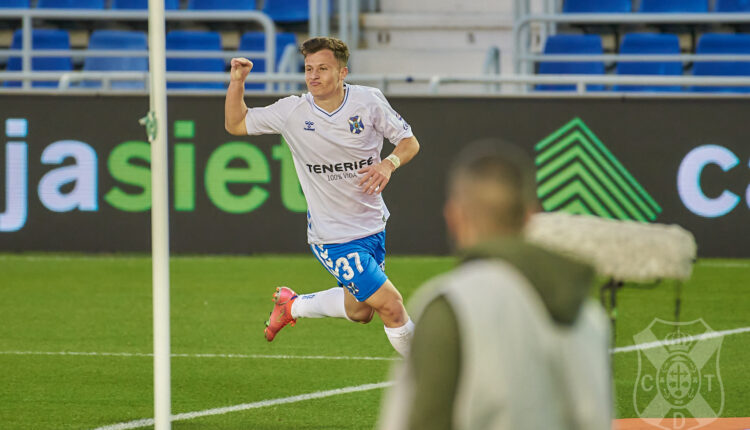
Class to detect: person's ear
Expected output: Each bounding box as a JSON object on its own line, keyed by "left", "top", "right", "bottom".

{"left": 444, "top": 198, "right": 462, "bottom": 240}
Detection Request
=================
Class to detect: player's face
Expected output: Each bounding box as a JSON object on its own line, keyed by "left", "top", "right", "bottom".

{"left": 304, "top": 49, "right": 348, "bottom": 99}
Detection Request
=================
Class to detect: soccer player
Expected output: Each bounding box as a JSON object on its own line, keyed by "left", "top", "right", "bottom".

{"left": 224, "top": 37, "right": 420, "bottom": 356}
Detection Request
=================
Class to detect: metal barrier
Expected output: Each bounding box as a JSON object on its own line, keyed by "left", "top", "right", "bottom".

{"left": 512, "top": 7, "right": 750, "bottom": 90}
{"left": 0, "top": 9, "right": 276, "bottom": 90}
{"left": 5, "top": 4, "right": 750, "bottom": 95}
{"left": 309, "top": 0, "right": 331, "bottom": 37}
{"left": 2, "top": 71, "right": 749, "bottom": 95}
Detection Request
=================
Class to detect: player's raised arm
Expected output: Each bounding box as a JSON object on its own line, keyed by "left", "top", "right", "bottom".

{"left": 224, "top": 57, "right": 253, "bottom": 136}
{"left": 358, "top": 135, "right": 420, "bottom": 195}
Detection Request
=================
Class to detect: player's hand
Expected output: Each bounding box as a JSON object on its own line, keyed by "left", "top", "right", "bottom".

{"left": 358, "top": 161, "right": 395, "bottom": 195}
{"left": 230, "top": 57, "right": 253, "bottom": 82}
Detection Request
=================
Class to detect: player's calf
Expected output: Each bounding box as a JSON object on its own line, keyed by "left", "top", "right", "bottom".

{"left": 366, "top": 282, "right": 407, "bottom": 327}
{"left": 366, "top": 281, "right": 415, "bottom": 356}
{"left": 346, "top": 306, "right": 375, "bottom": 324}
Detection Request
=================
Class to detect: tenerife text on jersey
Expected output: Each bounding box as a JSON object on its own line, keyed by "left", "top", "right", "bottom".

{"left": 305, "top": 157, "right": 374, "bottom": 174}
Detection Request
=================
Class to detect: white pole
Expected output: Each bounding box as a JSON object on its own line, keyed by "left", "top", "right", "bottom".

{"left": 146, "top": 0, "right": 171, "bottom": 427}
{"left": 309, "top": 0, "right": 319, "bottom": 37}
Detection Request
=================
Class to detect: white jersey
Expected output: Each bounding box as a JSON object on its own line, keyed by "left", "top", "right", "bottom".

{"left": 244, "top": 84, "right": 413, "bottom": 244}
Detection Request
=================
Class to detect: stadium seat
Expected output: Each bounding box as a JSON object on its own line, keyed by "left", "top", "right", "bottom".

{"left": 262, "top": 0, "right": 319, "bottom": 23}
{"left": 614, "top": 33, "right": 683, "bottom": 92}
{"left": 36, "top": 0, "right": 104, "bottom": 8}
{"left": 639, "top": 0, "right": 708, "bottom": 13}
{"left": 0, "top": 0, "right": 30, "bottom": 8}
{"left": 166, "top": 30, "right": 225, "bottom": 90}
{"left": 186, "top": 0, "right": 254, "bottom": 10}
{"left": 82, "top": 30, "right": 148, "bottom": 89}
{"left": 562, "top": 0, "right": 631, "bottom": 13}
{"left": 692, "top": 33, "right": 750, "bottom": 92}
{"left": 239, "top": 31, "right": 297, "bottom": 90}
{"left": 536, "top": 34, "right": 605, "bottom": 91}
{"left": 5, "top": 29, "right": 72, "bottom": 88}
{"left": 715, "top": 0, "right": 750, "bottom": 12}
{"left": 111, "top": 0, "right": 179, "bottom": 10}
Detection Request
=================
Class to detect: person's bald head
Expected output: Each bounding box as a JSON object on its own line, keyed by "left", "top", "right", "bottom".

{"left": 444, "top": 140, "right": 538, "bottom": 249}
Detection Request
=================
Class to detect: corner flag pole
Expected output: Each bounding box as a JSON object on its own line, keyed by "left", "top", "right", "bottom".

{"left": 144, "top": 0, "right": 171, "bottom": 427}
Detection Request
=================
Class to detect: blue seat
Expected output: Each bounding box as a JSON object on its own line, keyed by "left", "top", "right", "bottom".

{"left": 536, "top": 34, "right": 605, "bottom": 91}
{"left": 166, "top": 30, "right": 225, "bottom": 89}
{"left": 186, "top": 0, "right": 254, "bottom": 10}
{"left": 692, "top": 33, "right": 750, "bottom": 92}
{"left": 239, "top": 32, "right": 297, "bottom": 90}
{"left": 614, "top": 33, "right": 682, "bottom": 92}
{"left": 0, "top": 0, "right": 30, "bottom": 8}
{"left": 82, "top": 30, "right": 148, "bottom": 89}
{"left": 715, "top": 0, "right": 750, "bottom": 11}
{"left": 111, "top": 0, "right": 179, "bottom": 9}
{"left": 639, "top": 0, "right": 708, "bottom": 13}
{"left": 262, "top": 0, "right": 318, "bottom": 23}
{"left": 563, "top": 0, "right": 631, "bottom": 13}
{"left": 5, "top": 29, "right": 72, "bottom": 88}
{"left": 36, "top": 0, "right": 104, "bottom": 8}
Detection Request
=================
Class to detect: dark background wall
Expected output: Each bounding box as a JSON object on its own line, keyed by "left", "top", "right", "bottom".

{"left": 1, "top": 95, "right": 747, "bottom": 257}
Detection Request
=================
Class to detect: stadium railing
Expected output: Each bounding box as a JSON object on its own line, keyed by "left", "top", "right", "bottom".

{"left": 4, "top": 2, "right": 750, "bottom": 95}
{"left": 46, "top": 72, "right": 750, "bottom": 94}
{"left": 0, "top": 9, "right": 277, "bottom": 90}
{"left": 512, "top": 0, "right": 750, "bottom": 93}
{"left": 2, "top": 70, "right": 750, "bottom": 95}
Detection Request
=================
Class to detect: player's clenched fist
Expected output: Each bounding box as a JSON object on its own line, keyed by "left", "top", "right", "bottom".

{"left": 230, "top": 57, "right": 253, "bottom": 82}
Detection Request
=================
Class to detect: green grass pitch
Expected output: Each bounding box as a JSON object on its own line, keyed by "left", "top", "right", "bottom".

{"left": 0, "top": 254, "right": 748, "bottom": 429}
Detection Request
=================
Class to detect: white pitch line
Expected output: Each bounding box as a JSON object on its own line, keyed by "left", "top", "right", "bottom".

{"left": 611, "top": 326, "right": 750, "bottom": 354}
{"left": 87, "top": 326, "right": 750, "bottom": 429}
{"left": 3, "top": 325, "right": 749, "bottom": 360}
{"left": 696, "top": 260, "right": 750, "bottom": 268}
{"left": 5, "top": 327, "right": 749, "bottom": 429}
{"left": 0, "top": 350, "right": 398, "bottom": 361}
{"left": 92, "top": 381, "right": 393, "bottom": 430}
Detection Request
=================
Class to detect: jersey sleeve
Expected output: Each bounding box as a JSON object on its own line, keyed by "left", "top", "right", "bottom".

{"left": 370, "top": 89, "right": 414, "bottom": 145}
{"left": 244, "top": 95, "right": 299, "bottom": 135}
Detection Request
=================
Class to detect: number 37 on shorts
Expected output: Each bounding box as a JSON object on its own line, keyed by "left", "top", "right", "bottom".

{"left": 309, "top": 231, "right": 388, "bottom": 302}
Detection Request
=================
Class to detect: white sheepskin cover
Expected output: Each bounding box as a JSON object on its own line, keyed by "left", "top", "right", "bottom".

{"left": 525, "top": 212, "right": 697, "bottom": 283}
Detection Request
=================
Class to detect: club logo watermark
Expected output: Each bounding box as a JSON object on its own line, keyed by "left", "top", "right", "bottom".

{"left": 633, "top": 318, "right": 724, "bottom": 430}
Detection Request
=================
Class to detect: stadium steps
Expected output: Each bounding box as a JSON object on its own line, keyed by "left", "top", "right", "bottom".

{"left": 355, "top": 9, "right": 514, "bottom": 93}
{"left": 348, "top": 47, "right": 495, "bottom": 94}
{"left": 377, "top": 0, "right": 511, "bottom": 14}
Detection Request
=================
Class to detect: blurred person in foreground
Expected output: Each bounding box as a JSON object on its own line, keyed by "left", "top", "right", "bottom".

{"left": 378, "top": 140, "right": 613, "bottom": 430}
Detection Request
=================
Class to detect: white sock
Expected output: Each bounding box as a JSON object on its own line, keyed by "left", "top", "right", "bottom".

{"left": 290, "top": 287, "right": 348, "bottom": 319}
{"left": 384, "top": 319, "right": 415, "bottom": 357}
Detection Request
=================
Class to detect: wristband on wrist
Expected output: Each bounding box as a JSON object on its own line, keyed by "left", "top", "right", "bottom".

{"left": 385, "top": 154, "right": 401, "bottom": 170}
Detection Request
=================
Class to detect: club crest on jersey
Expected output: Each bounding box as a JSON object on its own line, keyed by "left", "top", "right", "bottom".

{"left": 348, "top": 115, "right": 364, "bottom": 134}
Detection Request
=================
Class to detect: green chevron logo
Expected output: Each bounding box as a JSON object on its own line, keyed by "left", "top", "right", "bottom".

{"left": 535, "top": 118, "right": 662, "bottom": 222}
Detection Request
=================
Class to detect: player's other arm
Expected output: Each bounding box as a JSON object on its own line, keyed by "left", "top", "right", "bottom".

{"left": 224, "top": 57, "right": 253, "bottom": 136}
{"left": 388, "top": 135, "right": 419, "bottom": 168}
{"left": 358, "top": 136, "right": 420, "bottom": 195}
